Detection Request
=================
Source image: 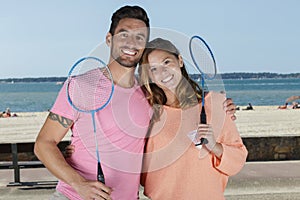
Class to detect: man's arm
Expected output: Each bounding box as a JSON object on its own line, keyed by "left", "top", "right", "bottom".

{"left": 34, "top": 112, "right": 79, "bottom": 184}
{"left": 34, "top": 112, "right": 111, "bottom": 199}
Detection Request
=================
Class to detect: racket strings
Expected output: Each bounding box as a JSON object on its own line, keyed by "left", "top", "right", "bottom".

{"left": 68, "top": 67, "right": 113, "bottom": 112}
{"left": 190, "top": 39, "right": 216, "bottom": 79}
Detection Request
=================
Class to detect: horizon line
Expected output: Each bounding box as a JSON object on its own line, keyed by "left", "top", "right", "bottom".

{"left": 0, "top": 72, "right": 299, "bottom": 80}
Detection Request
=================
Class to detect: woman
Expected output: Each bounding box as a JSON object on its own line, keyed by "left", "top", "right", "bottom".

{"left": 138, "top": 38, "right": 248, "bottom": 200}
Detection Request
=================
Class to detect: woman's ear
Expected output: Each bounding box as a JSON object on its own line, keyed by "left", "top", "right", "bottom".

{"left": 178, "top": 55, "right": 184, "bottom": 68}
{"left": 106, "top": 33, "right": 112, "bottom": 47}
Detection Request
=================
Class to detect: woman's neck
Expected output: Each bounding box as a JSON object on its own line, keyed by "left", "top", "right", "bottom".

{"left": 165, "top": 90, "right": 180, "bottom": 108}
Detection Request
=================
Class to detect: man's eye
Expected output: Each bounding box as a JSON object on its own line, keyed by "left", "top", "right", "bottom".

{"left": 136, "top": 35, "right": 145, "bottom": 42}
{"left": 121, "top": 33, "right": 128, "bottom": 38}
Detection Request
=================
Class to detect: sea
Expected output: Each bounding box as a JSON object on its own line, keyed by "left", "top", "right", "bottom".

{"left": 0, "top": 78, "right": 299, "bottom": 112}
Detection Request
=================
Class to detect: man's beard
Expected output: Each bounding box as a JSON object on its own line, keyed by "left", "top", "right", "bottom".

{"left": 114, "top": 55, "right": 139, "bottom": 68}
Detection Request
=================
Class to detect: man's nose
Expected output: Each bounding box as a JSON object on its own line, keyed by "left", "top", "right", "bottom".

{"left": 125, "top": 35, "right": 137, "bottom": 47}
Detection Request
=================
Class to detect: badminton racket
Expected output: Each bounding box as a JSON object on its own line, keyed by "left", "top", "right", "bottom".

{"left": 66, "top": 56, "right": 114, "bottom": 183}
{"left": 189, "top": 35, "right": 217, "bottom": 146}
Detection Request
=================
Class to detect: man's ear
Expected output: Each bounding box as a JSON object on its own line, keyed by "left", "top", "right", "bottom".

{"left": 106, "top": 33, "right": 112, "bottom": 46}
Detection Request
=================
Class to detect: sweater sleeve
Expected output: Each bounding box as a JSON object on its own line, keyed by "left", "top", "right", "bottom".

{"left": 212, "top": 112, "right": 248, "bottom": 176}
{"left": 207, "top": 92, "right": 248, "bottom": 176}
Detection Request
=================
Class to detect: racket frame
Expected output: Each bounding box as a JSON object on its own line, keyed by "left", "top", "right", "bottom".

{"left": 66, "top": 56, "right": 114, "bottom": 183}
{"left": 66, "top": 56, "right": 114, "bottom": 113}
{"left": 188, "top": 35, "right": 217, "bottom": 145}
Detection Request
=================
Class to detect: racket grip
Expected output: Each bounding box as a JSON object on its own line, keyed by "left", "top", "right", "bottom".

{"left": 200, "top": 105, "right": 207, "bottom": 124}
{"left": 195, "top": 138, "right": 208, "bottom": 146}
{"left": 97, "top": 163, "right": 105, "bottom": 184}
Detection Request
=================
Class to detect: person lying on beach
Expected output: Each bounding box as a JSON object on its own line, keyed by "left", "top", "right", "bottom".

{"left": 0, "top": 112, "right": 8, "bottom": 118}
{"left": 0, "top": 108, "right": 18, "bottom": 118}
{"left": 138, "top": 38, "right": 248, "bottom": 199}
{"left": 278, "top": 103, "right": 288, "bottom": 109}
{"left": 0, "top": 108, "right": 11, "bottom": 118}
{"left": 242, "top": 103, "right": 254, "bottom": 110}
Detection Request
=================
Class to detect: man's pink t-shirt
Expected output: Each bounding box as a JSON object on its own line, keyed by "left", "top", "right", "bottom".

{"left": 51, "top": 80, "right": 152, "bottom": 200}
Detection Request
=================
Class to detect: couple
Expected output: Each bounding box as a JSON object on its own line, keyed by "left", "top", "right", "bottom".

{"left": 34, "top": 5, "right": 247, "bottom": 200}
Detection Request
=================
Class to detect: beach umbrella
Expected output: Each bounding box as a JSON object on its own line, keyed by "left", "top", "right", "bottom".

{"left": 285, "top": 95, "right": 300, "bottom": 103}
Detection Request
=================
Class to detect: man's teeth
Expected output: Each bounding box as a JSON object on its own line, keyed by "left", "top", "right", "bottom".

{"left": 162, "top": 75, "right": 174, "bottom": 83}
{"left": 122, "top": 49, "right": 136, "bottom": 55}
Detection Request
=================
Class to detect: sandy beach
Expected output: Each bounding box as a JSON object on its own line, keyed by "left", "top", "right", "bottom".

{"left": 235, "top": 106, "right": 300, "bottom": 137}
{"left": 0, "top": 112, "right": 71, "bottom": 143}
{"left": 0, "top": 106, "right": 300, "bottom": 143}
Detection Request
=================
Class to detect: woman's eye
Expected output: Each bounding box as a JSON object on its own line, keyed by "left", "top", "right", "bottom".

{"left": 164, "top": 60, "right": 171, "bottom": 65}
{"left": 150, "top": 67, "right": 157, "bottom": 72}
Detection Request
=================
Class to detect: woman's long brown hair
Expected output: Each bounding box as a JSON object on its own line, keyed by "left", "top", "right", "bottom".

{"left": 138, "top": 38, "right": 202, "bottom": 123}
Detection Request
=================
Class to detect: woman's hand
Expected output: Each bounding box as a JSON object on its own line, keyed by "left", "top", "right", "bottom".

{"left": 197, "top": 124, "right": 223, "bottom": 158}
{"left": 197, "top": 124, "right": 216, "bottom": 150}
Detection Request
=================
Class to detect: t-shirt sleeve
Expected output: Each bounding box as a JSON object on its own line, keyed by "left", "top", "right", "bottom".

{"left": 51, "top": 81, "right": 79, "bottom": 121}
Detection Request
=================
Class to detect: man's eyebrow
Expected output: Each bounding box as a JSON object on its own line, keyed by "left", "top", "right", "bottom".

{"left": 137, "top": 32, "right": 146, "bottom": 38}
{"left": 115, "top": 28, "right": 127, "bottom": 34}
{"left": 116, "top": 28, "right": 146, "bottom": 37}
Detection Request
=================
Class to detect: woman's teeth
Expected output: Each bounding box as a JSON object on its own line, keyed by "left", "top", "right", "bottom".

{"left": 161, "top": 75, "right": 174, "bottom": 83}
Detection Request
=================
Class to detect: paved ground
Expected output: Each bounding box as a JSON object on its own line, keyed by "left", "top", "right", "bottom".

{"left": 0, "top": 161, "right": 300, "bottom": 200}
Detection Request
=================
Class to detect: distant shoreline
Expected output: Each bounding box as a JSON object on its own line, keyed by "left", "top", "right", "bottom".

{"left": 0, "top": 72, "right": 300, "bottom": 83}
{"left": 0, "top": 77, "right": 67, "bottom": 83}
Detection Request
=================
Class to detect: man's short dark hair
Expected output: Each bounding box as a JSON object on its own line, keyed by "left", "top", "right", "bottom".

{"left": 109, "top": 5, "right": 150, "bottom": 39}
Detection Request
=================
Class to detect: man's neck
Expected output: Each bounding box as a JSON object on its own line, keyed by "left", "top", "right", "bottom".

{"left": 108, "top": 62, "right": 136, "bottom": 88}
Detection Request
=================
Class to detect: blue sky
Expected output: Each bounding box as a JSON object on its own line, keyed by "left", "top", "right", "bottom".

{"left": 0, "top": 0, "right": 299, "bottom": 78}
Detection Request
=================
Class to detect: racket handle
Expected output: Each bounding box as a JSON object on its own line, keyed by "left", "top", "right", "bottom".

{"left": 200, "top": 105, "right": 207, "bottom": 124}
{"left": 195, "top": 138, "right": 208, "bottom": 146}
{"left": 97, "top": 162, "right": 105, "bottom": 184}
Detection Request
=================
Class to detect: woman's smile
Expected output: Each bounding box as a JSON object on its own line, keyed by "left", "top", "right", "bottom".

{"left": 161, "top": 74, "right": 174, "bottom": 83}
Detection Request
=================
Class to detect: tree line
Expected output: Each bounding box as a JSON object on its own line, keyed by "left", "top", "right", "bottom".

{"left": 0, "top": 72, "right": 299, "bottom": 83}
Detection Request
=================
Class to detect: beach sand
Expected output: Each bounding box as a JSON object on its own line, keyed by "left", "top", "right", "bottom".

{"left": 0, "top": 106, "right": 299, "bottom": 143}
{"left": 0, "top": 112, "right": 71, "bottom": 143}
{"left": 235, "top": 106, "right": 300, "bottom": 137}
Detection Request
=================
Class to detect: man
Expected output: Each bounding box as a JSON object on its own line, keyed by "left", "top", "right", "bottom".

{"left": 35, "top": 5, "right": 151, "bottom": 200}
